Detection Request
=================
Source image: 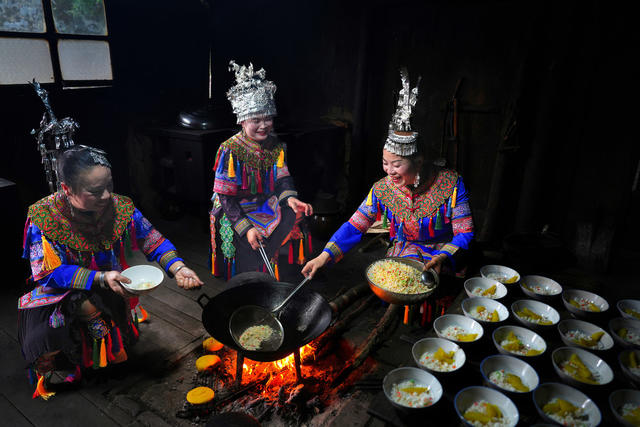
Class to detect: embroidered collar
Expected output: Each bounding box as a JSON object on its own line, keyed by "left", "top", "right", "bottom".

{"left": 373, "top": 169, "right": 459, "bottom": 222}
{"left": 28, "top": 192, "right": 135, "bottom": 252}
{"left": 221, "top": 132, "right": 283, "bottom": 171}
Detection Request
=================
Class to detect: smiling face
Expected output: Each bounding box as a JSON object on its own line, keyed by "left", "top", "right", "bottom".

{"left": 241, "top": 116, "right": 274, "bottom": 141}
{"left": 62, "top": 165, "right": 113, "bottom": 214}
{"left": 382, "top": 149, "right": 419, "bottom": 188}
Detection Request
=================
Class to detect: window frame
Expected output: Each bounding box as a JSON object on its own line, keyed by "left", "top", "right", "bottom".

{"left": 0, "top": 0, "right": 113, "bottom": 89}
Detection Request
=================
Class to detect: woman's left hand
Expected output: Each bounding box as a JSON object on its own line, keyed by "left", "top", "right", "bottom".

{"left": 174, "top": 265, "right": 204, "bottom": 290}
{"left": 287, "top": 197, "right": 313, "bottom": 216}
{"left": 424, "top": 254, "right": 448, "bottom": 274}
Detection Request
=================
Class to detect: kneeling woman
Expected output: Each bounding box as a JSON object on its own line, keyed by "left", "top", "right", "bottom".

{"left": 303, "top": 70, "right": 474, "bottom": 280}
{"left": 19, "top": 147, "right": 203, "bottom": 397}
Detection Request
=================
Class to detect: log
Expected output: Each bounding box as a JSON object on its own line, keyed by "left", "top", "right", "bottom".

{"left": 329, "top": 282, "right": 370, "bottom": 313}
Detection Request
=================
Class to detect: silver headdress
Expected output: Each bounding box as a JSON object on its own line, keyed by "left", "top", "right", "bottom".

{"left": 30, "top": 80, "right": 80, "bottom": 192}
{"left": 384, "top": 68, "right": 421, "bottom": 156}
{"left": 226, "top": 60, "right": 277, "bottom": 124}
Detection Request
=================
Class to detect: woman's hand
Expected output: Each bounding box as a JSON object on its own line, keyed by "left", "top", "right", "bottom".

{"left": 301, "top": 252, "right": 330, "bottom": 278}
{"left": 246, "top": 227, "right": 263, "bottom": 250}
{"left": 287, "top": 197, "right": 313, "bottom": 216}
{"left": 424, "top": 253, "right": 448, "bottom": 274}
{"left": 174, "top": 265, "right": 204, "bottom": 290}
{"left": 103, "top": 270, "right": 135, "bottom": 297}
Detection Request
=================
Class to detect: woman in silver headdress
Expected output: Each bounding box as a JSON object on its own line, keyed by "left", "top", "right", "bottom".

{"left": 302, "top": 69, "right": 474, "bottom": 279}
{"left": 209, "top": 61, "right": 313, "bottom": 278}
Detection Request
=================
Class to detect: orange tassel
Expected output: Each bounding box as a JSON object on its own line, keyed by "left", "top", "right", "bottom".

{"left": 403, "top": 306, "right": 410, "bottom": 324}
{"left": 138, "top": 305, "right": 149, "bottom": 323}
{"left": 298, "top": 239, "right": 305, "bottom": 265}
{"left": 211, "top": 252, "right": 216, "bottom": 275}
{"left": 274, "top": 263, "right": 280, "bottom": 281}
{"left": 41, "top": 235, "right": 61, "bottom": 271}
{"left": 451, "top": 187, "right": 458, "bottom": 208}
{"left": 33, "top": 375, "right": 55, "bottom": 400}
{"left": 228, "top": 152, "right": 236, "bottom": 178}
{"left": 99, "top": 338, "right": 107, "bottom": 367}
{"left": 277, "top": 149, "right": 284, "bottom": 168}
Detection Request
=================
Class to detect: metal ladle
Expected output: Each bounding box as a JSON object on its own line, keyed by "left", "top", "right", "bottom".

{"left": 229, "top": 274, "right": 312, "bottom": 352}
{"left": 417, "top": 252, "right": 439, "bottom": 288}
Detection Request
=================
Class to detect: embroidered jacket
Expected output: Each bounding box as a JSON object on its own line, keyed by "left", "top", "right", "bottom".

{"left": 323, "top": 169, "right": 474, "bottom": 270}
{"left": 19, "top": 192, "right": 183, "bottom": 309}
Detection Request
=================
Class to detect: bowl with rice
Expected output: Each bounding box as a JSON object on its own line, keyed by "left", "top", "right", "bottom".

{"left": 519, "top": 275, "right": 562, "bottom": 302}
{"left": 479, "top": 265, "right": 520, "bottom": 286}
{"left": 434, "top": 314, "right": 484, "bottom": 345}
{"left": 480, "top": 354, "right": 539, "bottom": 397}
{"left": 619, "top": 350, "right": 640, "bottom": 387}
{"left": 492, "top": 325, "right": 546, "bottom": 360}
{"left": 618, "top": 299, "right": 640, "bottom": 321}
{"left": 557, "top": 319, "right": 614, "bottom": 352}
{"left": 533, "top": 382, "right": 602, "bottom": 427}
{"left": 382, "top": 366, "right": 443, "bottom": 412}
{"left": 562, "top": 289, "right": 609, "bottom": 320}
{"left": 365, "top": 257, "right": 437, "bottom": 305}
{"left": 454, "top": 385, "right": 519, "bottom": 427}
{"left": 609, "top": 317, "right": 640, "bottom": 350}
{"left": 464, "top": 277, "right": 507, "bottom": 300}
{"left": 551, "top": 347, "right": 614, "bottom": 390}
{"left": 120, "top": 265, "right": 164, "bottom": 295}
{"left": 461, "top": 297, "right": 509, "bottom": 327}
{"left": 511, "top": 299, "right": 560, "bottom": 333}
{"left": 609, "top": 389, "right": 640, "bottom": 427}
{"left": 412, "top": 337, "right": 466, "bottom": 376}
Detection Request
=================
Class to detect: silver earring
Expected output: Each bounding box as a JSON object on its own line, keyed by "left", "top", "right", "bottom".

{"left": 414, "top": 173, "right": 420, "bottom": 188}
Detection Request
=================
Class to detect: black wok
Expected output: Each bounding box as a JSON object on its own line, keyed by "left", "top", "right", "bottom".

{"left": 197, "top": 273, "right": 332, "bottom": 362}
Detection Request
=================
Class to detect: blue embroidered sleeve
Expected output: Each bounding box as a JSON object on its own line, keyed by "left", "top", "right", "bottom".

{"left": 133, "top": 209, "right": 183, "bottom": 273}
{"left": 435, "top": 178, "right": 474, "bottom": 265}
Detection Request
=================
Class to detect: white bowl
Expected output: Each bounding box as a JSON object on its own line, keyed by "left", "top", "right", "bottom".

{"left": 551, "top": 347, "right": 614, "bottom": 389}
{"left": 492, "top": 325, "right": 547, "bottom": 359}
{"left": 433, "top": 314, "right": 484, "bottom": 344}
{"left": 511, "top": 299, "right": 560, "bottom": 332}
{"left": 480, "top": 354, "right": 539, "bottom": 395}
{"left": 562, "top": 289, "right": 609, "bottom": 319}
{"left": 618, "top": 350, "right": 640, "bottom": 387}
{"left": 609, "top": 317, "right": 640, "bottom": 349}
{"left": 120, "top": 265, "right": 164, "bottom": 295}
{"left": 461, "top": 297, "right": 509, "bottom": 326}
{"left": 557, "top": 319, "right": 614, "bottom": 351}
{"left": 464, "top": 277, "right": 507, "bottom": 300}
{"left": 382, "top": 366, "right": 443, "bottom": 411}
{"left": 454, "top": 386, "right": 519, "bottom": 427}
{"left": 533, "top": 382, "right": 602, "bottom": 427}
{"left": 480, "top": 265, "right": 520, "bottom": 285}
{"left": 412, "top": 337, "right": 466, "bottom": 375}
{"left": 618, "top": 299, "right": 640, "bottom": 321}
{"left": 609, "top": 389, "right": 640, "bottom": 427}
{"left": 520, "top": 275, "right": 562, "bottom": 301}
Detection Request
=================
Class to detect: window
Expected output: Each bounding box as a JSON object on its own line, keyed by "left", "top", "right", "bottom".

{"left": 0, "top": 0, "right": 112, "bottom": 87}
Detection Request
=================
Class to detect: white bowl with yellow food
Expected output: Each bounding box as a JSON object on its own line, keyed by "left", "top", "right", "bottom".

{"left": 551, "top": 347, "right": 614, "bottom": 389}
{"left": 609, "top": 317, "right": 640, "bottom": 350}
{"left": 609, "top": 389, "right": 640, "bottom": 427}
{"left": 492, "top": 325, "right": 546, "bottom": 359}
{"left": 464, "top": 277, "right": 507, "bottom": 300}
{"left": 120, "top": 265, "right": 164, "bottom": 295}
{"left": 434, "top": 314, "right": 484, "bottom": 345}
{"left": 454, "top": 385, "right": 519, "bottom": 427}
{"left": 480, "top": 354, "right": 539, "bottom": 396}
{"left": 412, "top": 337, "right": 466, "bottom": 375}
{"left": 533, "top": 382, "right": 602, "bottom": 427}
{"left": 382, "top": 366, "right": 443, "bottom": 412}
{"left": 618, "top": 299, "right": 640, "bottom": 321}
{"left": 479, "top": 265, "right": 520, "bottom": 286}
{"left": 562, "top": 289, "right": 609, "bottom": 319}
{"left": 365, "top": 257, "right": 437, "bottom": 305}
{"left": 520, "top": 275, "right": 562, "bottom": 302}
{"left": 557, "top": 319, "right": 614, "bottom": 352}
{"left": 511, "top": 299, "right": 560, "bottom": 333}
{"left": 619, "top": 350, "right": 640, "bottom": 387}
{"left": 462, "top": 297, "right": 509, "bottom": 327}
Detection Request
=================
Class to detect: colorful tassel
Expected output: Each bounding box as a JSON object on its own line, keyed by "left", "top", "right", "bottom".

{"left": 277, "top": 149, "right": 284, "bottom": 168}
{"left": 89, "top": 252, "right": 98, "bottom": 270}
{"left": 211, "top": 251, "right": 217, "bottom": 276}
{"left": 231, "top": 257, "right": 236, "bottom": 277}
{"left": 435, "top": 208, "right": 444, "bottom": 230}
{"left": 105, "top": 333, "right": 115, "bottom": 362}
{"left": 447, "top": 197, "right": 453, "bottom": 219}
{"left": 376, "top": 207, "right": 381, "bottom": 221}
{"left": 216, "top": 150, "right": 226, "bottom": 174}
{"left": 228, "top": 151, "right": 235, "bottom": 178}
{"left": 269, "top": 168, "right": 275, "bottom": 190}
{"left": 308, "top": 234, "right": 313, "bottom": 253}
{"left": 403, "top": 305, "right": 410, "bottom": 324}
{"left": 389, "top": 216, "right": 396, "bottom": 238}
{"left": 41, "top": 235, "right": 62, "bottom": 271}
{"left": 212, "top": 149, "right": 222, "bottom": 172}
{"left": 257, "top": 170, "right": 263, "bottom": 193}
{"left": 81, "top": 330, "right": 93, "bottom": 367}
{"left": 119, "top": 240, "right": 130, "bottom": 270}
{"left": 227, "top": 259, "right": 232, "bottom": 279}
{"left": 428, "top": 216, "right": 435, "bottom": 237}
{"left": 92, "top": 339, "right": 100, "bottom": 369}
{"left": 124, "top": 229, "right": 134, "bottom": 258}
{"left": 99, "top": 338, "right": 107, "bottom": 367}
{"left": 274, "top": 262, "right": 280, "bottom": 281}
{"left": 397, "top": 221, "right": 404, "bottom": 241}
{"left": 288, "top": 240, "right": 294, "bottom": 264}
{"left": 298, "top": 238, "right": 305, "bottom": 265}
{"left": 130, "top": 320, "right": 139, "bottom": 339}
{"left": 130, "top": 223, "right": 139, "bottom": 251}
{"left": 444, "top": 203, "right": 450, "bottom": 224}
{"left": 242, "top": 164, "right": 248, "bottom": 189}
{"left": 33, "top": 375, "right": 55, "bottom": 400}
{"left": 250, "top": 170, "right": 257, "bottom": 194}
{"left": 366, "top": 188, "right": 373, "bottom": 206}
{"left": 382, "top": 207, "right": 388, "bottom": 228}
{"left": 451, "top": 187, "right": 458, "bottom": 208}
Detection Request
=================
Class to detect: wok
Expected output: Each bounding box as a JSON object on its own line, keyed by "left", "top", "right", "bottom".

{"left": 198, "top": 273, "right": 332, "bottom": 362}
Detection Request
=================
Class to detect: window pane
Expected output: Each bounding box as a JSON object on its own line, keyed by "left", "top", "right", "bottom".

{"left": 58, "top": 39, "right": 112, "bottom": 80}
{"left": 51, "top": 0, "right": 107, "bottom": 35}
{"left": 0, "top": 0, "right": 45, "bottom": 32}
{"left": 0, "top": 38, "right": 53, "bottom": 84}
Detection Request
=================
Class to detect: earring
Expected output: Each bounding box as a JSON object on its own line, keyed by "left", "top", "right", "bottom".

{"left": 414, "top": 173, "right": 420, "bottom": 188}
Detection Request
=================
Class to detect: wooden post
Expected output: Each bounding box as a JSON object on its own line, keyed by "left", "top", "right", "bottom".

{"left": 294, "top": 348, "right": 302, "bottom": 383}
{"left": 235, "top": 352, "right": 244, "bottom": 387}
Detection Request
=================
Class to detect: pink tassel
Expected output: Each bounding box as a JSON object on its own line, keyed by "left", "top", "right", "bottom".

{"left": 130, "top": 224, "right": 139, "bottom": 251}
{"left": 288, "top": 240, "right": 294, "bottom": 264}
{"left": 242, "top": 165, "right": 248, "bottom": 190}
{"left": 22, "top": 218, "right": 31, "bottom": 249}
{"left": 119, "top": 240, "right": 130, "bottom": 269}
{"left": 428, "top": 217, "right": 435, "bottom": 237}
{"left": 90, "top": 253, "right": 98, "bottom": 270}
{"left": 269, "top": 168, "right": 275, "bottom": 190}
{"left": 308, "top": 234, "right": 313, "bottom": 253}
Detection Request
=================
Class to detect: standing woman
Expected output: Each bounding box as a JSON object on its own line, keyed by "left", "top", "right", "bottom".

{"left": 19, "top": 146, "right": 203, "bottom": 398}
{"left": 210, "top": 61, "right": 312, "bottom": 278}
{"left": 303, "top": 69, "right": 474, "bottom": 279}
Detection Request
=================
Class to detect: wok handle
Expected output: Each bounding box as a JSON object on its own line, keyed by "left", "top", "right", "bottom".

{"left": 196, "top": 293, "right": 211, "bottom": 309}
{"left": 272, "top": 276, "right": 311, "bottom": 312}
